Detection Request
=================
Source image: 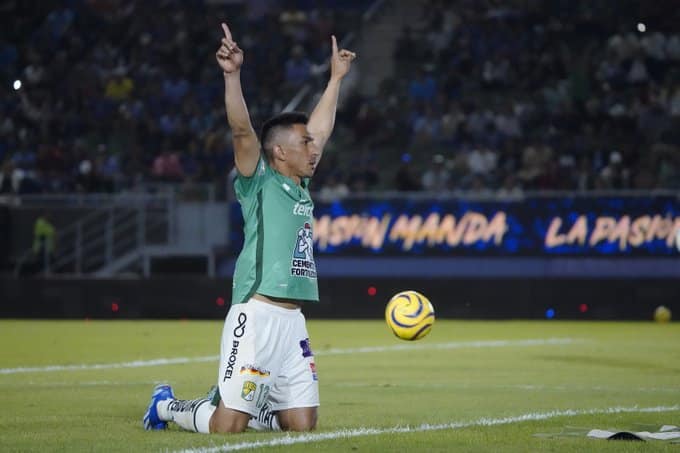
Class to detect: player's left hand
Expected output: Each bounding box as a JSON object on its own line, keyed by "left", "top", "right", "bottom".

{"left": 216, "top": 22, "right": 244, "bottom": 74}
{"left": 330, "top": 35, "right": 356, "bottom": 80}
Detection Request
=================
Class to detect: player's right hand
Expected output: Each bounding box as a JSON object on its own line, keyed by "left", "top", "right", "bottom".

{"left": 216, "top": 22, "right": 243, "bottom": 74}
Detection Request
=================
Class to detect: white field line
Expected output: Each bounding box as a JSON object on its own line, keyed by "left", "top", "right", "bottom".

{"left": 318, "top": 338, "right": 577, "bottom": 355}
{"left": 0, "top": 380, "right": 160, "bottom": 388}
{"left": 507, "top": 384, "right": 680, "bottom": 393}
{"left": 173, "top": 405, "right": 680, "bottom": 453}
{"left": 333, "top": 382, "right": 680, "bottom": 393}
{"left": 0, "top": 338, "right": 577, "bottom": 375}
{"left": 4, "top": 381, "right": 678, "bottom": 394}
{"left": 0, "top": 356, "right": 218, "bottom": 375}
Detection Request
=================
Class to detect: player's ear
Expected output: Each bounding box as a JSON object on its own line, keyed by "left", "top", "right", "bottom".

{"left": 272, "top": 144, "right": 285, "bottom": 161}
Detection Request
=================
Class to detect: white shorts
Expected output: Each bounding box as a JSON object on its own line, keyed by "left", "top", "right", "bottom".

{"left": 217, "top": 298, "right": 319, "bottom": 416}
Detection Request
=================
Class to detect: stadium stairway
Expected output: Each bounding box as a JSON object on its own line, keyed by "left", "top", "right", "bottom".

{"left": 92, "top": 201, "right": 227, "bottom": 278}
{"left": 355, "top": 0, "right": 422, "bottom": 96}
{"left": 11, "top": 195, "right": 227, "bottom": 278}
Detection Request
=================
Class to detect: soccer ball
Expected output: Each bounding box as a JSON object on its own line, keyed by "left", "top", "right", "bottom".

{"left": 385, "top": 290, "right": 435, "bottom": 340}
{"left": 654, "top": 305, "right": 672, "bottom": 323}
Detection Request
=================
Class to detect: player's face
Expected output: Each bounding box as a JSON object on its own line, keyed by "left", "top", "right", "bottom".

{"left": 285, "top": 124, "right": 318, "bottom": 180}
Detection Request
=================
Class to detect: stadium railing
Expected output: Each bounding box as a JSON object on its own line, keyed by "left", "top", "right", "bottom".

{"left": 11, "top": 193, "right": 175, "bottom": 277}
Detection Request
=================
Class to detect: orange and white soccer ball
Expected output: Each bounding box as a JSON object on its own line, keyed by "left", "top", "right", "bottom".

{"left": 385, "top": 290, "right": 435, "bottom": 340}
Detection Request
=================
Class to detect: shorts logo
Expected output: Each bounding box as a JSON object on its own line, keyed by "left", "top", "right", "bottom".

{"left": 299, "top": 338, "right": 314, "bottom": 358}
{"left": 240, "top": 364, "right": 271, "bottom": 377}
{"left": 222, "top": 339, "right": 240, "bottom": 381}
{"left": 256, "top": 385, "right": 271, "bottom": 409}
{"left": 233, "top": 312, "right": 247, "bottom": 338}
{"left": 291, "top": 223, "right": 317, "bottom": 279}
{"left": 310, "top": 361, "right": 318, "bottom": 381}
{"left": 241, "top": 381, "right": 257, "bottom": 402}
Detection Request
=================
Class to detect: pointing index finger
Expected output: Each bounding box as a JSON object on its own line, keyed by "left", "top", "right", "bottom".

{"left": 221, "top": 22, "right": 232, "bottom": 40}
{"left": 331, "top": 35, "right": 338, "bottom": 55}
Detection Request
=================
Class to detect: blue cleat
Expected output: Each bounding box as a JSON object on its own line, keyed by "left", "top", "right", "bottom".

{"left": 143, "top": 384, "right": 175, "bottom": 430}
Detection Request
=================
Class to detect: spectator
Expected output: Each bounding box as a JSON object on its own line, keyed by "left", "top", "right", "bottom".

{"left": 318, "top": 173, "right": 349, "bottom": 202}
{"left": 151, "top": 148, "right": 184, "bottom": 182}
{"left": 0, "top": 161, "right": 14, "bottom": 193}
{"left": 32, "top": 211, "right": 55, "bottom": 270}
{"left": 394, "top": 155, "right": 422, "bottom": 192}
{"left": 104, "top": 68, "right": 134, "bottom": 101}
{"left": 421, "top": 154, "right": 450, "bottom": 191}
{"left": 284, "top": 45, "right": 312, "bottom": 89}
{"left": 497, "top": 174, "right": 524, "bottom": 200}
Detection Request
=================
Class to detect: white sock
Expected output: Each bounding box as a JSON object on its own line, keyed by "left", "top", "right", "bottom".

{"left": 247, "top": 403, "right": 281, "bottom": 431}
{"left": 158, "top": 398, "right": 215, "bottom": 433}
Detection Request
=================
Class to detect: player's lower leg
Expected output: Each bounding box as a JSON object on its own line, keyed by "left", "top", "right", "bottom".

{"left": 247, "top": 402, "right": 281, "bottom": 431}
{"left": 156, "top": 397, "right": 215, "bottom": 433}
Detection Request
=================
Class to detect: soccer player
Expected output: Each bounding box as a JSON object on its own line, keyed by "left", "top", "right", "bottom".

{"left": 142, "top": 22, "right": 355, "bottom": 434}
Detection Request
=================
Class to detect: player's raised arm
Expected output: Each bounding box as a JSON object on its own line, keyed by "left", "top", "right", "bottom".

{"left": 306, "top": 35, "right": 356, "bottom": 161}
{"left": 216, "top": 22, "right": 260, "bottom": 177}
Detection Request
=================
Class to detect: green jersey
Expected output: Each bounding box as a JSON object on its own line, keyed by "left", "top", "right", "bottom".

{"left": 231, "top": 157, "right": 318, "bottom": 304}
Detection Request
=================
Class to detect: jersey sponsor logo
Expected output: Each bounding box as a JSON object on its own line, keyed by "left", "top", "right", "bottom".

{"left": 293, "top": 202, "right": 314, "bottom": 217}
{"left": 222, "top": 339, "right": 240, "bottom": 381}
{"left": 240, "top": 364, "right": 271, "bottom": 377}
{"left": 299, "top": 338, "right": 314, "bottom": 358}
{"left": 241, "top": 381, "right": 257, "bottom": 401}
{"left": 291, "top": 222, "right": 317, "bottom": 278}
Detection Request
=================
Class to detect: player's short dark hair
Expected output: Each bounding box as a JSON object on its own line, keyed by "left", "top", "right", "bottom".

{"left": 260, "top": 111, "right": 309, "bottom": 160}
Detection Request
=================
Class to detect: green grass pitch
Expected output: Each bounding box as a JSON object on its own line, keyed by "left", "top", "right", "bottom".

{"left": 0, "top": 319, "right": 678, "bottom": 452}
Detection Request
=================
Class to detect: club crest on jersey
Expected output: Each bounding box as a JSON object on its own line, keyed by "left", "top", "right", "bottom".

{"left": 291, "top": 222, "right": 317, "bottom": 279}
{"left": 241, "top": 381, "right": 257, "bottom": 402}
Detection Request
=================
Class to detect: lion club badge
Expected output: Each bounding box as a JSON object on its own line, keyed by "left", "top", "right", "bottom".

{"left": 291, "top": 222, "right": 316, "bottom": 278}
{"left": 241, "top": 381, "right": 257, "bottom": 401}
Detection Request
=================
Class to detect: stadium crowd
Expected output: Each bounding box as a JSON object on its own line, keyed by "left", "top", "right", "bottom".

{"left": 0, "top": 0, "right": 361, "bottom": 197}
{"left": 1, "top": 0, "right": 679, "bottom": 198}
{"left": 339, "top": 0, "right": 680, "bottom": 195}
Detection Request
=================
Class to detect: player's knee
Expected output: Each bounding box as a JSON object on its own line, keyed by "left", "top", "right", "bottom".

{"left": 283, "top": 410, "right": 317, "bottom": 432}
{"left": 285, "top": 420, "right": 316, "bottom": 432}
{"left": 300, "top": 414, "right": 317, "bottom": 431}
{"left": 209, "top": 416, "right": 248, "bottom": 434}
{"left": 209, "top": 406, "right": 250, "bottom": 433}
{"left": 210, "top": 419, "right": 248, "bottom": 434}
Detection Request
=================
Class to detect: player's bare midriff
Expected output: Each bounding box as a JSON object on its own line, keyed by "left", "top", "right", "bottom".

{"left": 253, "top": 293, "right": 302, "bottom": 309}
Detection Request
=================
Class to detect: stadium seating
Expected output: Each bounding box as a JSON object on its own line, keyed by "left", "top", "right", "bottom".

{"left": 0, "top": 0, "right": 678, "bottom": 196}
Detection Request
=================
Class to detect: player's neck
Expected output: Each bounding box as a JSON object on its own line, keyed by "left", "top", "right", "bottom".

{"left": 271, "top": 161, "right": 302, "bottom": 186}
